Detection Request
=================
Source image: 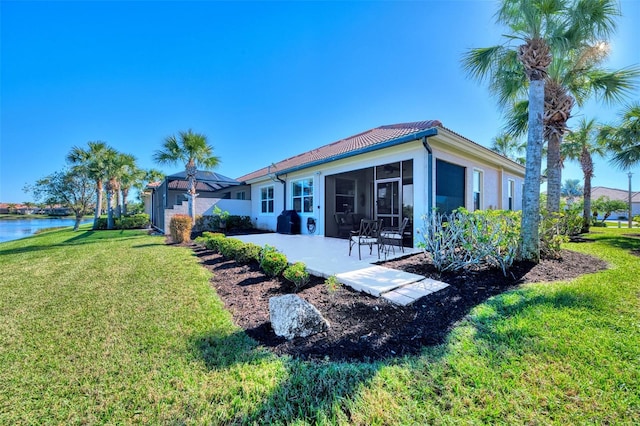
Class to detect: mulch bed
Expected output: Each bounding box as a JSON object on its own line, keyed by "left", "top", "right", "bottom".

{"left": 189, "top": 244, "right": 607, "bottom": 362}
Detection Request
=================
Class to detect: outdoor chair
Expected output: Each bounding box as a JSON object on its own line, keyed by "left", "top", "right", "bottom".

{"left": 348, "top": 219, "right": 381, "bottom": 260}
{"left": 379, "top": 217, "right": 409, "bottom": 258}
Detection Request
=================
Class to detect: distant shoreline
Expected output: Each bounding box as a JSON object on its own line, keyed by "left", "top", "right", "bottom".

{"left": 0, "top": 214, "right": 92, "bottom": 221}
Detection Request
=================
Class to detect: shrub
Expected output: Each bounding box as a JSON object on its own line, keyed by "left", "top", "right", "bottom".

{"left": 539, "top": 214, "right": 569, "bottom": 259}
{"left": 169, "top": 214, "right": 193, "bottom": 243}
{"left": 417, "top": 209, "right": 520, "bottom": 275}
{"left": 634, "top": 215, "right": 640, "bottom": 225}
{"left": 118, "top": 214, "right": 150, "bottom": 229}
{"left": 235, "top": 242, "right": 262, "bottom": 264}
{"left": 283, "top": 262, "right": 310, "bottom": 292}
{"left": 325, "top": 275, "right": 340, "bottom": 294}
{"left": 217, "top": 238, "right": 244, "bottom": 259}
{"left": 260, "top": 248, "right": 288, "bottom": 278}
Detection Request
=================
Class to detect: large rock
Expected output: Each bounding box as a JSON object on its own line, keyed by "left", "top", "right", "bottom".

{"left": 269, "top": 294, "right": 329, "bottom": 340}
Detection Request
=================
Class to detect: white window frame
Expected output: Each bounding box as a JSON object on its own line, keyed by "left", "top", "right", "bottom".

{"left": 473, "top": 169, "right": 483, "bottom": 211}
{"left": 292, "top": 177, "right": 314, "bottom": 214}
{"left": 260, "top": 185, "right": 274, "bottom": 214}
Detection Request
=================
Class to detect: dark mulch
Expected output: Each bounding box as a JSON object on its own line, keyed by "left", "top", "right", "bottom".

{"left": 190, "top": 244, "right": 607, "bottom": 362}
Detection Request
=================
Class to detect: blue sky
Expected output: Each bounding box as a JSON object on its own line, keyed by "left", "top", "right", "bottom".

{"left": 1, "top": 0, "right": 638, "bottom": 203}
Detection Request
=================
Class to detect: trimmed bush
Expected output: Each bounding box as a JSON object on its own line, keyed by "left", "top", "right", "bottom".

{"left": 218, "top": 238, "right": 244, "bottom": 259}
{"left": 94, "top": 214, "right": 150, "bottom": 230}
{"left": 283, "top": 262, "right": 310, "bottom": 292}
{"left": 235, "top": 242, "right": 262, "bottom": 264}
{"left": 260, "top": 247, "right": 288, "bottom": 277}
{"left": 170, "top": 214, "right": 193, "bottom": 243}
{"left": 203, "top": 234, "right": 226, "bottom": 252}
{"left": 118, "top": 214, "right": 150, "bottom": 229}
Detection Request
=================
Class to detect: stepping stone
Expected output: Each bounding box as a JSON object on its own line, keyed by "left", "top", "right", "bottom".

{"left": 336, "top": 266, "right": 425, "bottom": 297}
{"left": 381, "top": 278, "right": 450, "bottom": 306}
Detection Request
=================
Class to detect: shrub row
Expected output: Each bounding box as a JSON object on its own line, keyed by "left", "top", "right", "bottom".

{"left": 95, "top": 214, "right": 150, "bottom": 230}
{"left": 194, "top": 234, "right": 312, "bottom": 292}
{"left": 193, "top": 215, "right": 253, "bottom": 233}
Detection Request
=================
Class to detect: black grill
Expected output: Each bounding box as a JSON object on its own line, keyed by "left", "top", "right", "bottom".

{"left": 276, "top": 210, "right": 301, "bottom": 234}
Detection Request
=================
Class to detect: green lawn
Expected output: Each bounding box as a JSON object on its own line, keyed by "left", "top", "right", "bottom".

{"left": 0, "top": 226, "right": 638, "bottom": 424}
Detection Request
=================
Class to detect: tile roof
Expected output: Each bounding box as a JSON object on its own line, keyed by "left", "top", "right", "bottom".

{"left": 592, "top": 186, "right": 640, "bottom": 202}
{"left": 146, "top": 170, "right": 242, "bottom": 192}
{"left": 237, "top": 120, "right": 442, "bottom": 182}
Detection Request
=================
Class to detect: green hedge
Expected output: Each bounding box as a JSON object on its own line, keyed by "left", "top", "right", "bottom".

{"left": 94, "top": 214, "right": 150, "bottom": 230}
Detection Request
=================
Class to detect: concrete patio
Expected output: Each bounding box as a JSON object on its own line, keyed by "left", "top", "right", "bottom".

{"left": 233, "top": 233, "right": 449, "bottom": 306}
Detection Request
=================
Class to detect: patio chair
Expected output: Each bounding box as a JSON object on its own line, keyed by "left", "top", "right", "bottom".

{"left": 348, "top": 219, "right": 381, "bottom": 260}
{"left": 379, "top": 217, "right": 409, "bottom": 258}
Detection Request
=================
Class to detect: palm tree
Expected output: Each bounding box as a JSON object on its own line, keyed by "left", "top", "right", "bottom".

{"left": 490, "top": 132, "right": 526, "bottom": 164}
{"left": 560, "top": 178, "right": 583, "bottom": 203}
{"left": 66, "top": 141, "right": 111, "bottom": 229}
{"left": 101, "top": 149, "right": 134, "bottom": 229}
{"left": 604, "top": 103, "right": 640, "bottom": 170}
{"left": 475, "top": 1, "right": 637, "bottom": 214}
{"left": 134, "top": 169, "right": 165, "bottom": 203}
{"left": 562, "top": 118, "right": 607, "bottom": 233}
{"left": 153, "top": 130, "right": 220, "bottom": 222}
{"left": 112, "top": 154, "right": 139, "bottom": 216}
{"left": 463, "top": 0, "right": 562, "bottom": 262}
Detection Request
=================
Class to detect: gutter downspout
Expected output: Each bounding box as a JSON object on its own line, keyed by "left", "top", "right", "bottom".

{"left": 422, "top": 135, "right": 435, "bottom": 212}
{"left": 276, "top": 174, "right": 286, "bottom": 211}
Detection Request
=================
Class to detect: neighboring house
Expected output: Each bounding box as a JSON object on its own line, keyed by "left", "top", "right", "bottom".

{"left": 144, "top": 170, "right": 251, "bottom": 232}
{"left": 237, "top": 120, "right": 525, "bottom": 247}
{"left": 591, "top": 186, "right": 640, "bottom": 219}
{"left": 0, "top": 203, "right": 37, "bottom": 214}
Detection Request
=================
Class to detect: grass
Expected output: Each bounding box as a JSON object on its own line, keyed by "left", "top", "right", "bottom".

{"left": 0, "top": 226, "right": 638, "bottom": 424}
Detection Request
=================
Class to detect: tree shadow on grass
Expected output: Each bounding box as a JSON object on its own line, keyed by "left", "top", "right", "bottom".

{"left": 585, "top": 233, "right": 640, "bottom": 252}
{"left": 0, "top": 229, "right": 150, "bottom": 256}
{"left": 190, "top": 328, "right": 386, "bottom": 424}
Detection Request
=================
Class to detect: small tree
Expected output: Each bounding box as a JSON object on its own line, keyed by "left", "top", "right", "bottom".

{"left": 26, "top": 168, "right": 96, "bottom": 231}
{"left": 591, "top": 196, "right": 628, "bottom": 223}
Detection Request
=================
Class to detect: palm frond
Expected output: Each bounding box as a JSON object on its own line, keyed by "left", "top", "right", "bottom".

{"left": 461, "top": 46, "right": 508, "bottom": 82}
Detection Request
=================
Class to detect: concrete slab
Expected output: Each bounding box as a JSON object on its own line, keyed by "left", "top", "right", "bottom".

{"left": 335, "top": 266, "right": 425, "bottom": 297}
{"left": 381, "top": 278, "right": 450, "bottom": 306}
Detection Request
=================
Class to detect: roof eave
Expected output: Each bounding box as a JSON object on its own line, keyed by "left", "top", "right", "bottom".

{"left": 265, "top": 127, "right": 439, "bottom": 179}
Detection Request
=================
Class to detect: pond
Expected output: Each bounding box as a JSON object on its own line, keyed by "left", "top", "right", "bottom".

{"left": 0, "top": 217, "right": 92, "bottom": 244}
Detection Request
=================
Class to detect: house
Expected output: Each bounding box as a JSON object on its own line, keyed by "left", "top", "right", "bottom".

{"left": 146, "top": 120, "right": 526, "bottom": 245}
{"left": 591, "top": 186, "right": 640, "bottom": 219}
{"left": 145, "top": 170, "right": 251, "bottom": 232}
{"left": 237, "top": 120, "right": 525, "bottom": 247}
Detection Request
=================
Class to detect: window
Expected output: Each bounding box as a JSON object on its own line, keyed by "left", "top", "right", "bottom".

{"left": 260, "top": 185, "right": 274, "bottom": 214}
{"left": 508, "top": 179, "right": 515, "bottom": 210}
{"left": 436, "top": 159, "right": 465, "bottom": 214}
{"left": 236, "top": 191, "right": 246, "bottom": 200}
{"left": 292, "top": 178, "right": 313, "bottom": 213}
{"left": 473, "top": 169, "right": 483, "bottom": 210}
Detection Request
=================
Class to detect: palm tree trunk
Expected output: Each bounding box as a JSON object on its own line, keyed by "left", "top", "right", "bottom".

{"left": 546, "top": 133, "right": 562, "bottom": 213}
{"left": 122, "top": 187, "right": 129, "bottom": 216}
{"left": 106, "top": 181, "right": 115, "bottom": 230}
{"left": 581, "top": 148, "right": 594, "bottom": 234}
{"left": 520, "top": 78, "right": 545, "bottom": 263}
{"left": 93, "top": 179, "right": 104, "bottom": 230}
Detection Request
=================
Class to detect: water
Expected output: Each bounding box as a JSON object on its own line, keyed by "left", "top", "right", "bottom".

{"left": 0, "top": 218, "right": 92, "bottom": 244}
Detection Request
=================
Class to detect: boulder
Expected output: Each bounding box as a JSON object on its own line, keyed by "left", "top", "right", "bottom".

{"left": 269, "top": 294, "right": 329, "bottom": 340}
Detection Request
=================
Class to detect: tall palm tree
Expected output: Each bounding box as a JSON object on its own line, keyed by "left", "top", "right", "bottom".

{"left": 474, "top": 0, "right": 637, "bottom": 214}
{"left": 102, "top": 149, "right": 133, "bottom": 229}
{"left": 134, "top": 169, "right": 165, "bottom": 203}
{"left": 66, "top": 141, "right": 111, "bottom": 229}
{"left": 463, "top": 0, "right": 562, "bottom": 262}
{"left": 604, "top": 103, "right": 640, "bottom": 170}
{"left": 562, "top": 118, "right": 607, "bottom": 233}
{"left": 112, "top": 154, "right": 139, "bottom": 216}
{"left": 490, "top": 132, "right": 526, "bottom": 164}
{"left": 153, "top": 130, "right": 220, "bottom": 222}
